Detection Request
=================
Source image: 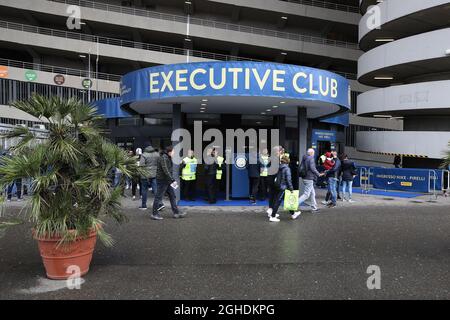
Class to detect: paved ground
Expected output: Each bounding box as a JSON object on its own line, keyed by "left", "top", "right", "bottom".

{"left": 1, "top": 190, "right": 449, "bottom": 300}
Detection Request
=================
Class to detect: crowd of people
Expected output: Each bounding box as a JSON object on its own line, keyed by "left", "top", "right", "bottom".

{"left": 243, "top": 146, "right": 358, "bottom": 222}
{"left": 3, "top": 142, "right": 358, "bottom": 222}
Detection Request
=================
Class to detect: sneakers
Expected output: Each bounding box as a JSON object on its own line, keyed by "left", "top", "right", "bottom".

{"left": 266, "top": 208, "right": 273, "bottom": 217}
{"left": 269, "top": 216, "right": 280, "bottom": 222}
{"left": 139, "top": 206, "right": 148, "bottom": 211}
{"left": 156, "top": 204, "right": 165, "bottom": 211}
{"left": 173, "top": 212, "right": 187, "bottom": 219}
{"left": 151, "top": 214, "right": 163, "bottom": 220}
{"left": 291, "top": 211, "right": 302, "bottom": 220}
{"left": 326, "top": 203, "right": 337, "bottom": 208}
{"left": 348, "top": 199, "right": 355, "bottom": 203}
{"left": 311, "top": 207, "right": 320, "bottom": 213}
{"left": 321, "top": 200, "right": 329, "bottom": 205}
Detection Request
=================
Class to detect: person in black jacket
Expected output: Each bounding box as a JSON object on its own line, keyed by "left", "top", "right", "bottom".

{"left": 204, "top": 148, "right": 219, "bottom": 204}
{"left": 151, "top": 146, "right": 185, "bottom": 220}
{"left": 324, "top": 150, "right": 341, "bottom": 208}
{"left": 269, "top": 155, "right": 293, "bottom": 222}
{"left": 340, "top": 154, "right": 357, "bottom": 202}
{"left": 247, "top": 151, "right": 261, "bottom": 204}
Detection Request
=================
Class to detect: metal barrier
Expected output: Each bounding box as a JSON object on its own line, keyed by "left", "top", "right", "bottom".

{"left": 443, "top": 170, "right": 450, "bottom": 192}
{"left": 428, "top": 170, "right": 438, "bottom": 202}
{"left": 282, "top": 0, "right": 359, "bottom": 13}
{"left": 48, "top": 0, "right": 359, "bottom": 50}
{"left": 359, "top": 167, "right": 369, "bottom": 194}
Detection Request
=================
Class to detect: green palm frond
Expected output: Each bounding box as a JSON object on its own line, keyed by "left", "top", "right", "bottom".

{"left": 0, "top": 95, "right": 141, "bottom": 246}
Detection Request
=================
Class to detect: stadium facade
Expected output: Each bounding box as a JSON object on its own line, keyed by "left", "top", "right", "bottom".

{"left": 358, "top": 0, "right": 450, "bottom": 168}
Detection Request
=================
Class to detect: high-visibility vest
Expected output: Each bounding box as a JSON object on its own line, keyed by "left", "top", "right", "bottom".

{"left": 260, "top": 155, "right": 269, "bottom": 177}
{"left": 181, "top": 157, "right": 197, "bottom": 181}
{"left": 216, "top": 156, "right": 224, "bottom": 180}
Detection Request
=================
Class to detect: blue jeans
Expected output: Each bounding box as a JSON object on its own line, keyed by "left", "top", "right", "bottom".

{"left": 141, "top": 178, "right": 158, "bottom": 208}
{"left": 149, "top": 177, "right": 157, "bottom": 195}
{"left": 327, "top": 177, "right": 338, "bottom": 205}
{"left": 342, "top": 180, "right": 353, "bottom": 200}
{"left": 7, "top": 179, "right": 22, "bottom": 200}
{"left": 113, "top": 172, "right": 122, "bottom": 188}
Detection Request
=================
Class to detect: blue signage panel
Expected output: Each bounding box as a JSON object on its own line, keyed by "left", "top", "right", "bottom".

{"left": 93, "top": 98, "right": 130, "bottom": 118}
{"left": 320, "top": 112, "right": 349, "bottom": 127}
{"left": 311, "top": 129, "right": 337, "bottom": 151}
{"left": 372, "top": 168, "right": 437, "bottom": 193}
{"left": 232, "top": 153, "right": 249, "bottom": 198}
{"left": 120, "top": 61, "right": 351, "bottom": 109}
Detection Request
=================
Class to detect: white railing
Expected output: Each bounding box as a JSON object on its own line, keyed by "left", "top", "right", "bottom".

{"left": 0, "top": 20, "right": 261, "bottom": 63}
{"left": 282, "top": 0, "right": 359, "bottom": 13}
{"left": 0, "top": 20, "right": 357, "bottom": 80}
{"left": 47, "top": 0, "right": 359, "bottom": 50}
{"left": 0, "top": 57, "right": 121, "bottom": 82}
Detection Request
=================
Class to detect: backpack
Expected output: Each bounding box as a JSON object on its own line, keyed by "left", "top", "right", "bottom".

{"left": 299, "top": 158, "right": 307, "bottom": 179}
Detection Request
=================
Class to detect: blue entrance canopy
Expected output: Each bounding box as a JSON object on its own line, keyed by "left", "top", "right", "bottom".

{"left": 92, "top": 97, "right": 130, "bottom": 118}
{"left": 119, "top": 61, "right": 351, "bottom": 119}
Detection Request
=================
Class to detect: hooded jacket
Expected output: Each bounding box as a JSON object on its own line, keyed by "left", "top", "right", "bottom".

{"left": 139, "top": 146, "right": 159, "bottom": 178}
{"left": 276, "top": 163, "right": 293, "bottom": 191}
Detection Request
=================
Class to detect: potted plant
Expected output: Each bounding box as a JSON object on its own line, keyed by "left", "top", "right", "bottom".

{"left": 0, "top": 95, "right": 145, "bottom": 280}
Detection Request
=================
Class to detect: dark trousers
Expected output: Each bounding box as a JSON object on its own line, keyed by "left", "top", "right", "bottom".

{"left": 259, "top": 176, "right": 268, "bottom": 200}
{"left": 152, "top": 180, "right": 179, "bottom": 215}
{"left": 205, "top": 175, "right": 217, "bottom": 203}
{"left": 272, "top": 189, "right": 285, "bottom": 217}
{"left": 182, "top": 179, "right": 196, "bottom": 200}
{"left": 249, "top": 177, "right": 260, "bottom": 201}
{"left": 267, "top": 175, "right": 277, "bottom": 208}
{"left": 7, "top": 179, "right": 22, "bottom": 200}
{"left": 131, "top": 178, "right": 141, "bottom": 197}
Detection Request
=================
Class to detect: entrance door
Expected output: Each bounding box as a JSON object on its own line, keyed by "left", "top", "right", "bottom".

{"left": 317, "top": 141, "right": 332, "bottom": 159}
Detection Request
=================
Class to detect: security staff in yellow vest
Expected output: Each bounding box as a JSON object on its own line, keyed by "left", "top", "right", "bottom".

{"left": 216, "top": 153, "right": 225, "bottom": 181}
{"left": 180, "top": 149, "right": 198, "bottom": 201}
{"left": 259, "top": 148, "right": 270, "bottom": 201}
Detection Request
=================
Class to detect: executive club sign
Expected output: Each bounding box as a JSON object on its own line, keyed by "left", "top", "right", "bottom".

{"left": 120, "top": 61, "right": 351, "bottom": 109}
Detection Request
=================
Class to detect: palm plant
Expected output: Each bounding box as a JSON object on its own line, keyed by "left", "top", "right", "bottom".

{"left": 0, "top": 95, "right": 145, "bottom": 245}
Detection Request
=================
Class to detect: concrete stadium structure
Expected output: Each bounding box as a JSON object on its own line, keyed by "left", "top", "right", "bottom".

{"left": 357, "top": 0, "right": 450, "bottom": 168}
{"left": 0, "top": 0, "right": 404, "bottom": 166}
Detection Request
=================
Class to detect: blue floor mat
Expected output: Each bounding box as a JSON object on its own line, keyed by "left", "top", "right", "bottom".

{"left": 178, "top": 188, "right": 426, "bottom": 206}
{"left": 179, "top": 199, "right": 269, "bottom": 206}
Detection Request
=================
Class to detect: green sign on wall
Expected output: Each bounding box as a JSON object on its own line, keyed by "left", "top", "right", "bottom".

{"left": 25, "top": 70, "right": 37, "bottom": 82}
{"left": 82, "top": 78, "right": 93, "bottom": 89}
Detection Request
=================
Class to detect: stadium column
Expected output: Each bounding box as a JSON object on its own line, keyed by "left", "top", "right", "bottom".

{"left": 172, "top": 103, "right": 183, "bottom": 202}
{"left": 297, "top": 107, "right": 308, "bottom": 193}
{"left": 274, "top": 115, "right": 286, "bottom": 147}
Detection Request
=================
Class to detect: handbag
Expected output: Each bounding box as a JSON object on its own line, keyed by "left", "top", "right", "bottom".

{"left": 283, "top": 190, "right": 299, "bottom": 211}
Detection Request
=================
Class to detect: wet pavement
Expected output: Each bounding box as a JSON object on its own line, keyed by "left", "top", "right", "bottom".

{"left": 0, "top": 192, "right": 449, "bottom": 300}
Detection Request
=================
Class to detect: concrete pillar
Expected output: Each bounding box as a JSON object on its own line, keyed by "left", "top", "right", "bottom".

{"left": 274, "top": 115, "right": 286, "bottom": 147}
{"left": 172, "top": 103, "right": 183, "bottom": 201}
{"left": 297, "top": 107, "right": 308, "bottom": 192}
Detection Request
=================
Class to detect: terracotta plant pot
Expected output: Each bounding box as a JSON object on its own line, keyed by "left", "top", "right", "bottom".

{"left": 34, "top": 230, "right": 97, "bottom": 280}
